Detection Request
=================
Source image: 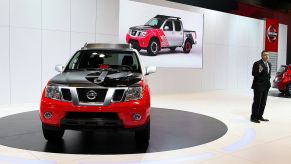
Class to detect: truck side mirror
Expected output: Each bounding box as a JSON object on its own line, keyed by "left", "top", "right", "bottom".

{"left": 55, "top": 65, "right": 64, "bottom": 73}
{"left": 146, "top": 66, "right": 156, "bottom": 75}
{"left": 164, "top": 26, "right": 169, "bottom": 31}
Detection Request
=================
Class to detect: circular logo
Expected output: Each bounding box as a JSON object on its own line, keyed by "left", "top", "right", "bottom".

{"left": 267, "top": 25, "right": 278, "bottom": 43}
{"left": 86, "top": 90, "right": 97, "bottom": 100}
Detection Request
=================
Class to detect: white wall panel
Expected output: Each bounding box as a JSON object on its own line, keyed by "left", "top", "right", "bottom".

{"left": 0, "top": 0, "right": 9, "bottom": 26}
{"left": 249, "top": 18, "right": 263, "bottom": 48}
{"left": 213, "top": 45, "right": 228, "bottom": 89}
{"left": 201, "top": 45, "right": 215, "bottom": 90}
{"left": 71, "top": 32, "right": 95, "bottom": 54}
{"left": 227, "top": 16, "right": 241, "bottom": 47}
{"left": 10, "top": 0, "right": 41, "bottom": 28}
{"left": 10, "top": 28, "right": 41, "bottom": 103}
{"left": 42, "top": 30, "right": 70, "bottom": 89}
{"left": 200, "top": 9, "right": 216, "bottom": 45}
{"left": 213, "top": 12, "right": 233, "bottom": 46}
{"left": 95, "top": 33, "right": 118, "bottom": 44}
{"left": 42, "top": 0, "right": 70, "bottom": 31}
{"left": 96, "top": 0, "right": 119, "bottom": 35}
{"left": 278, "top": 24, "right": 287, "bottom": 67}
{"left": 0, "top": 27, "right": 10, "bottom": 104}
{"left": 71, "top": 0, "right": 96, "bottom": 33}
{"left": 236, "top": 16, "right": 250, "bottom": 47}
{"left": 227, "top": 47, "right": 239, "bottom": 89}
{"left": 236, "top": 46, "right": 250, "bottom": 89}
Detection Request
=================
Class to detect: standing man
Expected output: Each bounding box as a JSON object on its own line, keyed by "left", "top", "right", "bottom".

{"left": 251, "top": 50, "right": 271, "bottom": 123}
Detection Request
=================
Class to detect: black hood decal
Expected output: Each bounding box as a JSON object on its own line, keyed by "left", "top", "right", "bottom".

{"left": 50, "top": 70, "right": 142, "bottom": 87}
{"left": 130, "top": 25, "right": 157, "bottom": 30}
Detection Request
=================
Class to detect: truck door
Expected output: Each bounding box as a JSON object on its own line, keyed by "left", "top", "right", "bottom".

{"left": 173, "top": 20, "right": 183, "bottom": 46}
{"left": 162, "top": 20, "right": 175, "bottom": 47}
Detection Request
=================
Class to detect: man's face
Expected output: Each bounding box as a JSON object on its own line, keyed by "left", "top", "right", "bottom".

{"left": 261, "top": 53, "right": 269, "bottom": 61}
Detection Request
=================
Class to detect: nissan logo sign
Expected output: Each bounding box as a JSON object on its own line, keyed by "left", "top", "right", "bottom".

{"left": 267, "top": 25, "right": 278, "bottom": 43}
{"left": 86, "top": 90, "right": 97, "bottom": 100}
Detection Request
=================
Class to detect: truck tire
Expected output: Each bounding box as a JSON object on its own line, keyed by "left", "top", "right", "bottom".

{"left": 147, "top": 39, "right": 160, "bottom": 56}
{"left": 286, "top": 84, "right": 291, "bottom": 96}
{"left": 183, "top": 39, "right": 192, "bottom": 53}
{"left": 129, "top": 41, "right": 141, "bottom": 51}
{"left": 42, "top": 124, "right": 64, "bottom": 141}
{"left": 135, "top": 120, "right": 150, "bottom": 143}
{"left": 279, "top": 89, "right": 285, "bottom": 94}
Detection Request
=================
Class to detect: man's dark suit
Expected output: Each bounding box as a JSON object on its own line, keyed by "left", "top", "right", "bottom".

{"left": 251, "top": 59, "right": 271, "bottom": 120}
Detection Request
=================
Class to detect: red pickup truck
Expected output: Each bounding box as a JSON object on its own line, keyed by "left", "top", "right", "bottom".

{"left": 40, "top": 44, "right": 156, "bottom": 143}
{"left": 126, "top": 15, "right": 197, "bottom": 56}
{"left": 273, "top": 65, "right": 291, "bottom": 95}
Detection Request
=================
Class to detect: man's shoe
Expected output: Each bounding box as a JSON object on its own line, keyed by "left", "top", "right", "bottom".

{"left": 250, "top": 118, "right": 260, "bottom": 123}
{"left": 258, "top": 117, "right": 269, "bottom": 121}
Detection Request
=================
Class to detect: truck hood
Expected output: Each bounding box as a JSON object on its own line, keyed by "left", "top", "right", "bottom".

{"left": 49, "top": 70, "right": 143, "bottom": 87}
{"left": 129, "top": 25, "right": 156, "bottom": 30}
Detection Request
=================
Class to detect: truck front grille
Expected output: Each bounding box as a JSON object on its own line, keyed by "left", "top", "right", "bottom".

{"left": 131, "top": 30, "right": 137, "bottom": 36}
{"left": 66, "top": 112, "right": 119, "bottom": 120}
{"left": 61, "top": 112, "right": 123, "bottom": 129}
{"left": 77, "top": 88, "right": 107, "bottom": 103}
{"left": 112, "top": 89, "right": 125, "bottom": 102}
{"left": 61, "top": 88, "right": 72, "bottom": 101}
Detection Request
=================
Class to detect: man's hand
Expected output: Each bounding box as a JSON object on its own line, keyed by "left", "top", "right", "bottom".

{"left": 259, "top": 64, "right": 263, "bottom": 73}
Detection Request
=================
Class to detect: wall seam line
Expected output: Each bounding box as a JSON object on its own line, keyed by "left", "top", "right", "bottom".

{"left": 8, "top": 0, "right": 11, "bottom": 104}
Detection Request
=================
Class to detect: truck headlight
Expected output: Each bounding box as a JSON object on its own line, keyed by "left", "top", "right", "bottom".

{"left": 124, "top": 87, "right": 143, "bottom": 101}
{"left": 45, "top": 86, "right": 62, "bottom": 100}
{"left": 140, "top": 31, "right": 147, "bottom": 37}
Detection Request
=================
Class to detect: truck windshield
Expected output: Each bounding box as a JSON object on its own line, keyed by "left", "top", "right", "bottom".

{"left": 65, "top": 50, "right": 142, "bottom": 73}
{"left": 277, "top": 66, "right": 287, "bottom": 74}
{"left": 145, "top": 18, "right": 164, "bottom": 28}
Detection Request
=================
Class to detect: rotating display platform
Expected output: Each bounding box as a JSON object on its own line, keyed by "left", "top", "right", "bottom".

{"left": 0, "top": 108, "right": 227, "bottom": 154}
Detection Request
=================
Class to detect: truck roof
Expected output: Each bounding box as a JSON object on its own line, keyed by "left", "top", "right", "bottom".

{"left": 154, "top": 15, "right": 181, "bottom": 20}
{"left": 81, "top": 43, "right": 132, "bottom": 51}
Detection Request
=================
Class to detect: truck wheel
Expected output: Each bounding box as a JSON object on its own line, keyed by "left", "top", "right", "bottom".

{"left": 183, "top": 40, "right": 192, "bottom": 53}
{"left": 286, "top": 84, "right": 291, "bottom": 95}
{"left": 129, "top": 42, "right": 141, "bottom": 51}
{"left": 135, "top": 120, "right": 150, "bottom": 143}
{"left": 42, "top": 124, "right": 64, "bottom": 141}
{"left": 279, "top": 89, "right": 286, "bottom": 94}
{"left": 170, "top": 47, "right": 176, "bottom": 51}
{"left": 147, "top": 39, "right": 159, "bottom": 56}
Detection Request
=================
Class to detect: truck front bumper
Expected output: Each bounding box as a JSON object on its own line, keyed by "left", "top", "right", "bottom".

{"left": 40, "top": 97, "right": 150, "bottom": 129}
{"left": 126, "top": 33, "right": 151, "bottom": 49}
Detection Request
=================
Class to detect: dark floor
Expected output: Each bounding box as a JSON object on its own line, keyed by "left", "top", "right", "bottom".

{"left": 0, "top": 108, "right": 227, "bottom": 154}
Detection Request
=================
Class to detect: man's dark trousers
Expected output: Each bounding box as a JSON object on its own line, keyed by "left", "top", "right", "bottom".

{"left": 251, "top": 89, "right": 268, "bottom": 119}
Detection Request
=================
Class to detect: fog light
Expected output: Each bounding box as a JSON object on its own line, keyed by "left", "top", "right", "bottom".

{"left": 133, "top": 113, "right": 142, "bottom": 121}
{"left": 44, "top": 112, "right": 53, "bottom": 119}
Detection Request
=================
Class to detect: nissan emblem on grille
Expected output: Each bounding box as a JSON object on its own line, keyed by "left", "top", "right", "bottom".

{"left": 86, "top": 90, "right": 97, "bottom": 100}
